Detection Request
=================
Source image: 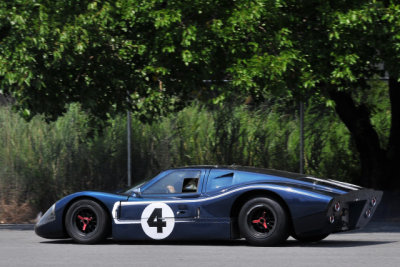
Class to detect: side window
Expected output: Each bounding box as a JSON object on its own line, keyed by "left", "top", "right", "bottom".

{"left": 206, "top": 170, "right": 234, "bottom": 192}
{"left": 143, "top": 170, "right": 201, "bottom": 194}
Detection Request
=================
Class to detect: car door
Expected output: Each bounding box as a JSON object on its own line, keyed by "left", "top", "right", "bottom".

{"left": 115, "top": 169, "right": 210, "bottom": 240}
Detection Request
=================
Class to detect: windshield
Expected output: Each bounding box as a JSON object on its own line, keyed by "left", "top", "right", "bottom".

{"left": 123, "top": 171, "right": 165, "bottom": 194}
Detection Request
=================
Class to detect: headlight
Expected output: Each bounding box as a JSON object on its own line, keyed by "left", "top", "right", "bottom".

{"left": 36, "top": 204, "right": 56, "bottom": 226}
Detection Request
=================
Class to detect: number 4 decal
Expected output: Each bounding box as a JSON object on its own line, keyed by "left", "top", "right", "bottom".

{"left": 147, "top": 208, "right": 166, "bottom": 233}
{"left": 141, "top": 203, "right": 175, "bottom": 239}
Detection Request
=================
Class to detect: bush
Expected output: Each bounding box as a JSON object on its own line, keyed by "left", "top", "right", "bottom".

{"left": 0, "top": 100, "right": 359, "bottom": 222}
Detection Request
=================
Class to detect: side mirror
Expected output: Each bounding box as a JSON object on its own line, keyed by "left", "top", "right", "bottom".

{"left": 132, "top": 188, "right": 142, "bottom": 197}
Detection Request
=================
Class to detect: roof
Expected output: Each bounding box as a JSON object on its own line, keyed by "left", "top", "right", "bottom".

{"left": 173, "top": 165, "right": 306, "bottom": 179}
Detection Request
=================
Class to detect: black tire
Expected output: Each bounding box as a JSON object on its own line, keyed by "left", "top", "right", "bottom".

{"left": 65, "top": 199, "right": 110, "bottom": 244}
{"left": 292, "top": 233, "right": 329, "bottom": 243}
{"left": 239, "top": 197, "right": 289, "bottom": 246}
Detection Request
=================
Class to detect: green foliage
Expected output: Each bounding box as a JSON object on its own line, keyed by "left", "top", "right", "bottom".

{"left": 0, "top": 0, "right": 184, "bottom": 121}
{"left": 0, "top": 1, "right": 398, "bottom": 114}
{"left": 0, "top": 1, "right": 397, "bottom": 143}
{"left": 0, "top": 104, "right": 126, "bottom": 210}
{"left": 0, "top": 0, "right": 256, "bottom": 120}
{"left": 0, "top": 0, "right": 398, "bottom": 208}
{"left": 0, "top": 100, "right": 363, "bottom": 213}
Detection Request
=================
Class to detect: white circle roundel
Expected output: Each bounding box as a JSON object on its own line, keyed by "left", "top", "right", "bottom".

{"left": 141, "top": 203, "right": 175, "bottom": 239}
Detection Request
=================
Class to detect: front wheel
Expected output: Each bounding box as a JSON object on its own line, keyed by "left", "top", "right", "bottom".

{"left": 65, "top": 199, "right": 110, "bottom": 244}
{"left": 239, "top": 197, "right": 289, "bottom": 246}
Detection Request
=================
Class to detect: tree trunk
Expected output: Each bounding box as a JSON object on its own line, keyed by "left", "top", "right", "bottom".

{"left": 328, "top": 90, "right": 388, "bottom": 189}
{"left": 387, "top": 76, "right": 400, "bottom": 189}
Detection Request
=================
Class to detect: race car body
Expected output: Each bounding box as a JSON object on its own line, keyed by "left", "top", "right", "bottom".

{"left": 35, "top": 166, "right": 382, "bottom": 245}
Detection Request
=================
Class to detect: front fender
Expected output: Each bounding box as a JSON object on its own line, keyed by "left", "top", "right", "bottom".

{"left": 35, "top": 191, "right": 128, "bottom": 239}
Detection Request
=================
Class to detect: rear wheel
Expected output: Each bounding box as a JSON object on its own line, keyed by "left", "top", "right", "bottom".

{"left": 239, "top": 197, "right": 289, "bottom": 246}
{"left": 65, "top": 199, "right": 109, "bottom": 244}
{"left": 292, "top": 233, "right": 329, "bottom": 243}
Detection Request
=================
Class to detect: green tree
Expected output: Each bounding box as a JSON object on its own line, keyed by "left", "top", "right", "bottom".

{"left": 217, "top": 0, "right": 399, "bottom": 189}
{"left": 0, "top": 0, "right": 239, "bottom": 121}
{"left": 1, "top": 0, "right": 399, "bottom": 189}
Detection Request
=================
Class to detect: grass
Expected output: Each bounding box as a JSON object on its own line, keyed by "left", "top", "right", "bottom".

{"left": 0, "top": 101, "right": 359, "bottom": 222}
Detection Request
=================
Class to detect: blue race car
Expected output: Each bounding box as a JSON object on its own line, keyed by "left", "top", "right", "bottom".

{"left": 35, "top": 166, "right": 382, "bottom": 246}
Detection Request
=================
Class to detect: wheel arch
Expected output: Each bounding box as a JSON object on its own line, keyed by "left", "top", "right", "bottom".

{"left": 229, "top": 189, "right": 294, "bottom": 238}
{"left": 62, "top": 196, "right": 112, "bottom": 237}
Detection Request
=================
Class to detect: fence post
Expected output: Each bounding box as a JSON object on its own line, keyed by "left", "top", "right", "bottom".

{"left": 299, "top": 101, "right": 304, "bottom": 174}
{"left": 127, "top": 110, "right": 132, "bottom": 187}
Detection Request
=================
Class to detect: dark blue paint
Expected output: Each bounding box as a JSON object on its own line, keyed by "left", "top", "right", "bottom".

{"left": 35, "top": 166, "right": 381, "bottom": 241}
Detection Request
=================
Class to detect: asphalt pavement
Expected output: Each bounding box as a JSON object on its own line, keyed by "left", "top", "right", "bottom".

{"left": 0, "top": 223, "right": 399, "bottom": 267}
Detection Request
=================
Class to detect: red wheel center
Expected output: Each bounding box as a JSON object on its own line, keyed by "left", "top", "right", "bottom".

{"left": 77, "top": 215, "right": 93, "bottom": 231}
{"left": 252, "top": 211, "right": 268, "bottom": 229}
